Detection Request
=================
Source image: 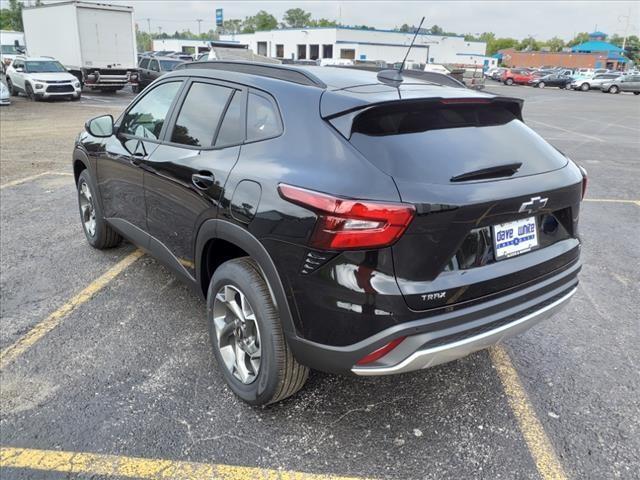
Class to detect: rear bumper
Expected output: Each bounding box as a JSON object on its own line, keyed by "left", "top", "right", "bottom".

{"left": 352, "top": 286, "right": 575, "bottom": 375}
{"left": 287, "top": 258, "right": 580, "bottom": 375}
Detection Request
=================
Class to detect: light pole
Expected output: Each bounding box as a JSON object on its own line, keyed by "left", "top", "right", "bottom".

{"left": 196, "top": 19, "right": 203, "bottom": 36}
{"left": 145, "top": 18, "right": 151, "bottom": 34}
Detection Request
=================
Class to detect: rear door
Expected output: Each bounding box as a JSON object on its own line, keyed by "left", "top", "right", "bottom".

{"left": 142, "top": 78, "right": 246, "bottom": 278}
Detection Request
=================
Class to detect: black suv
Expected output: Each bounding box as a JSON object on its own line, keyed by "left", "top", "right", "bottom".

{"left": 134, "top": 56, "right": 184, "bottom": 93}
{"left": 74, "top": 62, "right": 585, "bottom": 405}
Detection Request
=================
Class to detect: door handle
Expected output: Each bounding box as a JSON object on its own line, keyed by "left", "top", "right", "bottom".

{"left": 192, "top": 171, "right": 215, "bottom": 190}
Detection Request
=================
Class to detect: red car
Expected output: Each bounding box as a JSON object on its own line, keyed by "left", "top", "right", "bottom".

{"left": 501, "top": 68, "right": 534, "bottom": 85}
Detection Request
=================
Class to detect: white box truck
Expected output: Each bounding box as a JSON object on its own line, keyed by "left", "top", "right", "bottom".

{"left": 22, "top": 1, "right": 138, "bottom": 91}
{"left": 1, "top": 30, "right": 27, "bottom": 73}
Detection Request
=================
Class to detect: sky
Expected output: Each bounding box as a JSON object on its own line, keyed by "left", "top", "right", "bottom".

{"left": 6, "top": 0, "right": 640, "bottom": 41}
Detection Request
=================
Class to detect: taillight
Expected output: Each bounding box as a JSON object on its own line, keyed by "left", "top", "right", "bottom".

{"left": 578, "top": 165, "right": 588, "bottom": 200}
{"left": 278, "top": 184, "right": 415, "bottom": 250}
{"left": 356, "top": 337, "right": 406, "bottom": 365}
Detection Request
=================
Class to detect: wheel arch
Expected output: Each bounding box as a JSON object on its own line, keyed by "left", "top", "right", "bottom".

{"left": 195, "top": 219, "right": 297, "bottom": 337}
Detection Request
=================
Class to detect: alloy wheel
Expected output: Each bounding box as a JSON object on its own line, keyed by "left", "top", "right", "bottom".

{"left": 78, "top": 180, "right": 96, "bottom": 237}
{"left": 213, "top": 284, "right": 262, "bottom": 384}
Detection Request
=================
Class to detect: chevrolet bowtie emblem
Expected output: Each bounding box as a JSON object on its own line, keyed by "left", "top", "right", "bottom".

{"left": 519, "top": 196, "right": 548, "bottom": 214}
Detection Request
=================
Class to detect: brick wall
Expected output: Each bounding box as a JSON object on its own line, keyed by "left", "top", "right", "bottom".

{"left": 499, "top": 49, "right": 622, "bottom": 69}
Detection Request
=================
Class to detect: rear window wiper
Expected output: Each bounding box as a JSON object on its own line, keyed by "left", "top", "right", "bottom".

{"left": 450, "top": 162, "right": 522, "bottom": 182}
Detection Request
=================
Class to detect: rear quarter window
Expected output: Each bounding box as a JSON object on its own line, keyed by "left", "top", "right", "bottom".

{"left": 246, "top": 91, "right": 282, "bottom": 142}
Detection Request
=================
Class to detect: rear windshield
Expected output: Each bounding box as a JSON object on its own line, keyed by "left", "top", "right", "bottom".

{"left": 159, "top": 60, "right": 183, "bottom": 71}
{"left": 349, "top": 102, "right": 568, "bottom": 184}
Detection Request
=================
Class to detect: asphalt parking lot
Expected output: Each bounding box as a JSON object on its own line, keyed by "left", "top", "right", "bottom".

{"left": 1, "top": 83, "right": 639, "bottom": 479}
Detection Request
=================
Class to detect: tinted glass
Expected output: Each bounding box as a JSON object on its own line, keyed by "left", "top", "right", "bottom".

{"left": 159, "top": 60, "right": 182, "bottom": 71}
{"left": 171, "top": 82, "right": 233, "bottom": 147}
{"left": 25, "top": 61, "right": 65, "bottom": 73}
{"left": 246, "top": 92, "right": 281, "bottom": 142}
{"left": 215, "top": 91, "right": 244, "bottom": 146}
{"left": 149, "top": 59, "right": 159, "bottom": 71}
{"left": 349, "top": 102, "right": 568, "bottom": 185}
{"left": 120, "top": 81, "right": 181, "bottom": 139}
{"left": 139, "top": 57, "right": 150, "bottom": 69}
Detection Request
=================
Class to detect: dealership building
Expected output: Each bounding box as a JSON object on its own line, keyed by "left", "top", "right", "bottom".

{"left": 218, "top": 27, "right": 489, "bottom": 66}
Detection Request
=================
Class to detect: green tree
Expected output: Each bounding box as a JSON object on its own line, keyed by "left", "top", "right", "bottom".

{"left": 283, "top": 8, "right": 312, "bottom": 28}
{"left": 543, "top": 36, "right": 565, "bottom": 52}
{"left": 242, "top": 10, "right": 277, "bottom": 33}
{"left": 398, "top": 23, "right": 410, "bottom": 33}
{"left": 518, "top": 36, "right": 540, "bottom": 51}
{"left": 429, "top": 24, "right": 444, "bottom": 35}
{"left": 222, "top": 19, "right": 242, "bottom": 35}
{"left": 567, "top": 32, "right": 590, "bottom": 47}
{"left": 487, "top": 37, "right": 519, "bottom": 55}
{"left": 309, "top": 18, "right": 337, "bottom": 28}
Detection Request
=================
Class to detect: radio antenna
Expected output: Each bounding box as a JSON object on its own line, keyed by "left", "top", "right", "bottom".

{"left": 399, "top": 16, "right": 426, "bottom": 74}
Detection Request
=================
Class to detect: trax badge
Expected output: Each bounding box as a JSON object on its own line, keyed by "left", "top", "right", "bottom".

{"left": 422, "top": 291, "right": 446, "bottom": 302}
{"left": 519, "top": 196, "right": 548, "bottom": 214}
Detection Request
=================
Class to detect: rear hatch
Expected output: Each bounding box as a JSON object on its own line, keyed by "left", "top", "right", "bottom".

{"left": 327, "top": 95, "right": 583, "bottom": 311}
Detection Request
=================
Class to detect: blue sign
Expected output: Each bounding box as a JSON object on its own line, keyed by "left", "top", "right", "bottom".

{"left": 359, "top": 54, "right": 367, "bottom": 60}
{"left": 215, "top": 8, "right": 223, "bottom": 27}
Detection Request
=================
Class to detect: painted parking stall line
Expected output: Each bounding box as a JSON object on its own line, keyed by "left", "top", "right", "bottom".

{"left": 0, "top": 446, "right": 368, "bottom": 480}
{"left": 490, "top": 346, "right": 567, "bottom": 480}
{"left": 0, "top": 249, "right": 144, "bottom": 369}
{"left": 0, "top": 171, "right": 73, "bottom": 190}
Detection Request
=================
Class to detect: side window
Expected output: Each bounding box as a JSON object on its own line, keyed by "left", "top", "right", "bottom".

{"left": 119, "top": 81, "right": 181, "bottom": 139}
{"left": 170, "top": 82, "right": 233, "bottom": 147}
{"left": 149, "top": 59, "right": 159, "bottom": 72}
{"left": 215, "top": 91, "right": 245, "bottom": 147}
{"left": 139, "top": 57, "right": 150, "bottom": 69}
{"left": 246, "top": 92, "right": 282, "bottom": 142}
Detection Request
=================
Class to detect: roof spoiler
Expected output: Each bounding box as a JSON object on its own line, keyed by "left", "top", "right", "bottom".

{"left": 326, "top": 96, "right": 525, "bottom": 139}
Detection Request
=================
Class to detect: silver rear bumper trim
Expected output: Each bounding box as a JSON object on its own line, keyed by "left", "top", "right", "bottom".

{"left": 352, "top": 287, "right": 577, "bottom": 376}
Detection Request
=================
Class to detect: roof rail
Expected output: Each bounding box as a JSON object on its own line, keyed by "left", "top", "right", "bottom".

{"left": 332, "top": 64, "right": 466, "bottom": 89}
{"left": 176, "top": 61, "right": 326, "bottom": 88}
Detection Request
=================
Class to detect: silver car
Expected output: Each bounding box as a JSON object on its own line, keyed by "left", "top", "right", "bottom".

{"left": 0, "top": 81, "right": 10, "bottom": 105}
{"left": 600, "top": 74, "right": 640, "bottom": 94}
{"left": 571, "top": 73, "right": 621, "bottom": 91}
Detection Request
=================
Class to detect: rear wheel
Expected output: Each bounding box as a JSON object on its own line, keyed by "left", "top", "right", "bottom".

{"left": 77, "top": 170, "right": 122, "bottom": 249}
{"left": 634, "top": 92, "right": 639, "bottom": 95}
{"left": 207, "top": 257, "right": 308, "bottom": 405}
{"left": 609, "top": 85, "right": 619, "bottom": 94}
{"left": 580, "top": 83, "right": 590, "bottom": 91}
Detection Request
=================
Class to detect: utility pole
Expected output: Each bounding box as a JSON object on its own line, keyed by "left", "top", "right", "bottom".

{"left": 619, "top": 7, "right": 632, "bottom": 50}
{"left": 196, "top": 19, "right": 203, "bottom": 36}
{"left": 145, "top": 18, "right": 151, "bottom": 34}
{"left": 158, "top": 26, "right": 163, "bottom": 36}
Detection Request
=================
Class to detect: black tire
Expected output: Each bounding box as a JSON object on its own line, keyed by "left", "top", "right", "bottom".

{"left": 580, "top": 83, "right": 590, "bottom": 91}
{"left": 131, "top": 84, "right": 140, "bottom": 94}
{"left": 207, "top": 257, "right": 308, "bottom": 405}
{"left": 25, "top": 83, "right": 36, "bottom": 100}
{"left": 6, "top": 78, "right": 18, "bottom": 96}
{"left": 77, "top": 170, "right": 122, "bottom": 249}
{"left": 634, "top": 92, "right": 640, "bottom": 95}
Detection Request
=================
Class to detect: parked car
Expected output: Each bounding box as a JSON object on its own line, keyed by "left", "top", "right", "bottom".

{"left": 74, "top": 62, "right": 585, "bottom": 405}
{"left": 571, "top": 73, "right": 621, "bottom": 91}
{"left": 501, "top": 68, "right": 533, "bottom": 85}
{"left": 5, "top": 56, "right": 81, "bottom": 100}
{"left": 0, "top": 81, "right": 10, "bottom": 105}
{"left": 529, "top": 74, "right": 573, "bottom": 89}
{"left": 600, "top": 74, "right": 640, "bottom": 94}
{"left": 490, "top": 67, "right": 507, "bottom": 81}
{"left": 134, "top": 55, "right": 184, "bottom": 92}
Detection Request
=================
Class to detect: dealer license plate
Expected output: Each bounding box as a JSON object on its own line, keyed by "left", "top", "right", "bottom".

{"left": 493, "top": 217, "right": 538, "bottom": 260}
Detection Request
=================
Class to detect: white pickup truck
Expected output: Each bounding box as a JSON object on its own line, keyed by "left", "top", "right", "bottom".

{"left": 22, "top": 1, "right": 138, "bottom": 92}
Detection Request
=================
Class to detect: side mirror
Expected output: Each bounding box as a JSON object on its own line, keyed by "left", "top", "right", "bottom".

{"left": 15, "top": 67, "right": 23, "bottom": 73}
{"left": 85, "top": 115, "right": 114, "bottom": 137}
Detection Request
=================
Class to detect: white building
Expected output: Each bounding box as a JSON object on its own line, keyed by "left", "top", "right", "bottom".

{"left": 220, "top": 27, "right": 488, "bottom": 66}
{"left": 152, "top": 38, "right": 211, "bottom": 55}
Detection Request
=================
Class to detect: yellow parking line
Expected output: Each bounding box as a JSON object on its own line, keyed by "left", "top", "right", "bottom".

{"left": 0, "top": 249, "right": 144, "bottom": 370}
{"left": 0, "top": 171, "right": 73, "bottom": 190}
{"left": 0, "top": 446, "right": 366, "bottom": 480}
{"left": 490, "top": 345, "right": 567, "bottom": 480}
{"left": 583, "top": 198, "right": 640, "bottom": 206}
